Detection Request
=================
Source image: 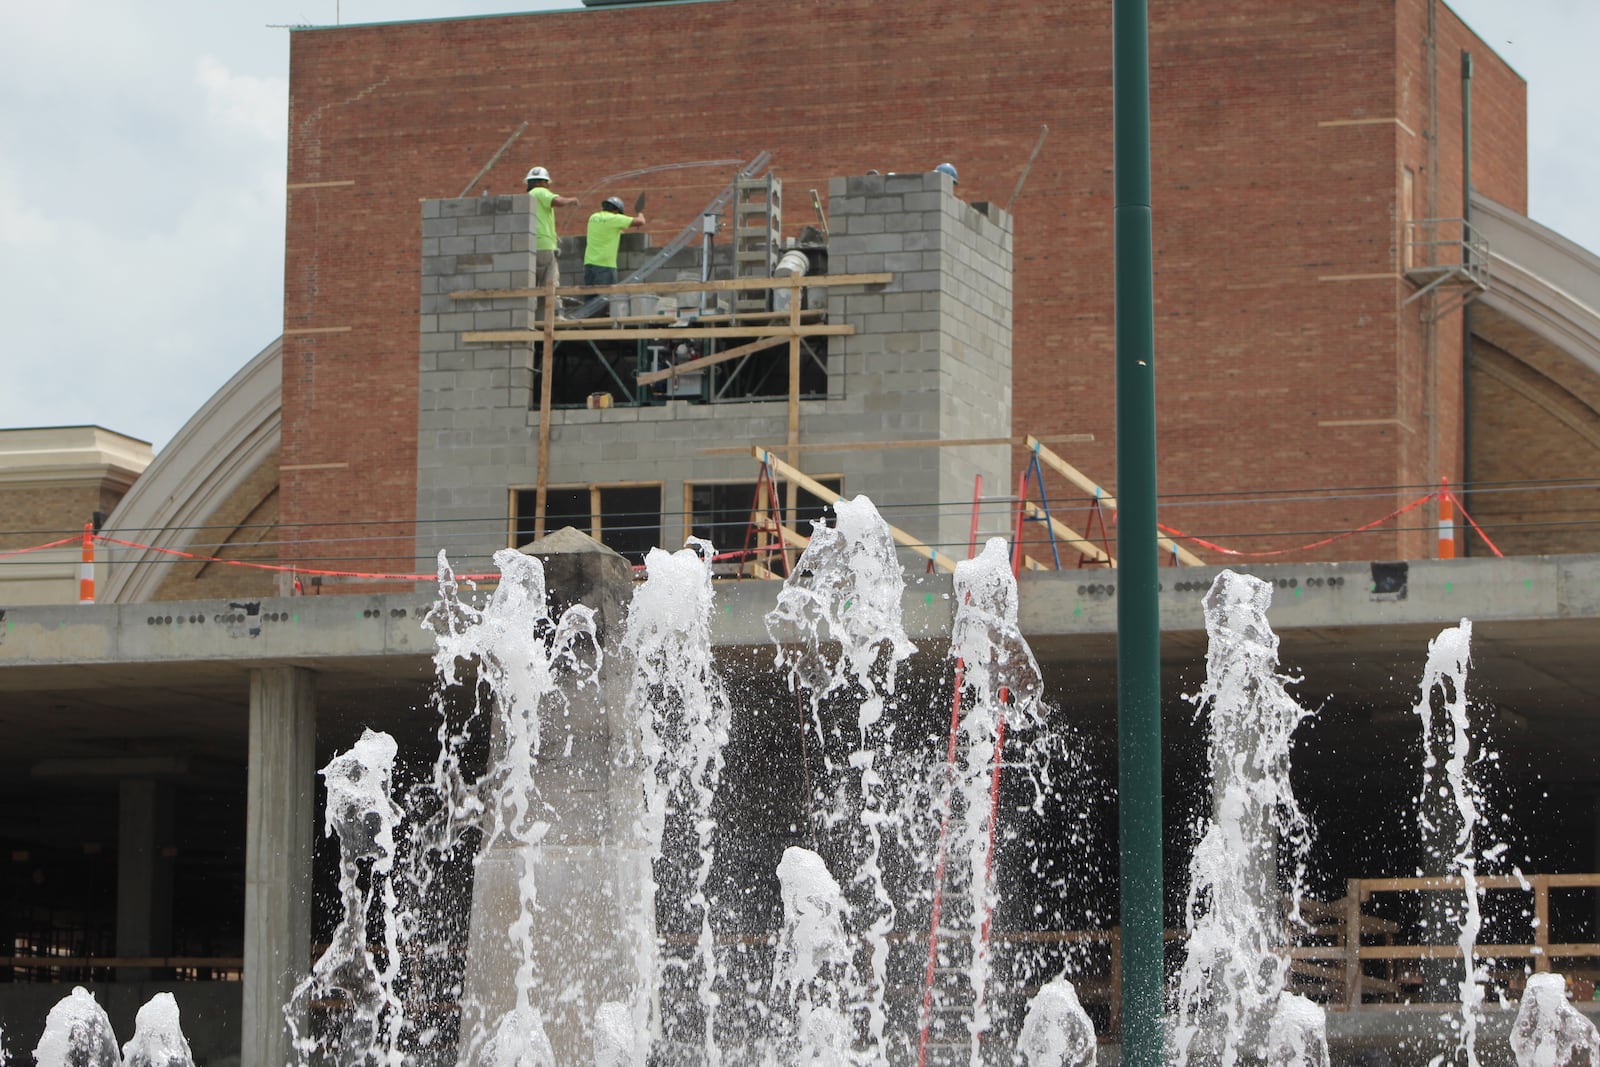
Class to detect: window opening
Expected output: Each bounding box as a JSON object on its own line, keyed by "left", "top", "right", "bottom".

{"left": 687, "top": 477, "right": 842, "bottom": 552}
{"left": 512, "top": 484, "right": 663, "bottom": 566}
{"left": 531, "top": 314, "right": 830, "bottom": 409}
{"left": 710, "top": 336, "right": 829, "bottom": 402}
{"left": 534, "top": 339, "right": 641, "bottom": 409}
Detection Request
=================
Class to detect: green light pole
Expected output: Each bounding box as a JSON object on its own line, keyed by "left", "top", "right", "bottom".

{"left": 1113, "top": 0, "right": 1165, "bottom": 1064}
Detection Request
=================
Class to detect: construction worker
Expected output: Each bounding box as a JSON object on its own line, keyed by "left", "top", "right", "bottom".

{"left": 583, "top": 196, "right": 646, "bottom": 316}
{"left": 526, "top": 165, "right": 577, "bottom": 320}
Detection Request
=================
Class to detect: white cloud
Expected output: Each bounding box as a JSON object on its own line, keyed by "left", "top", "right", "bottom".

{"left": 196, "top": 56, "right": 288, "bottom": 143}
{"left": 0, "top": 166, "right": 58, "bottom": 248}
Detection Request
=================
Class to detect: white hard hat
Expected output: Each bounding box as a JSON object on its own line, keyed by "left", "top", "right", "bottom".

{"left": 525, "top": 166, "right": 551, "bottom": 182}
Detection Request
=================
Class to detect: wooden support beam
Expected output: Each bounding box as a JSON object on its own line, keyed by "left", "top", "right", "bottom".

{"left": 692, "top": 308, "right": 827, "bottom": 324}
{"left": 698, "top": 433, "right": 1095, "bottom": 456}
{"left": 551, "top": 309, "right": 823, "bottom": 332}
{"left": 534, "top": 269, "right": 557, "bottom": 539}
{"left": 554, "top": 313, "right": 677, "bottom": 328}
{"left": 1355, "top": 873, "right": 1592, "bottom": 892}
{"left": 756, "top": 518, "right": 813, "bottom": 551}
{"left": 786, "top": 288, "right": 801, "bottom": 517}
{"left": 1022, "top": 434, "right": 1206, "bottom": 567}
{"left": 0, "top": 956, "right": 244, "bottom": 969}
{"left": 635, "top": 335, "right": 787, "bottom": 386}
{"left": 449, "top": 271, "right": 893, "bottom": 301}
{"left": 1535, "top": 876, "right": 1552, "bottom": 973}
{"left": 1023, "top": 502, "right": 1114, "bottom": 566}
{"left": 754, "top": 448, "right": 957, "bottom": 573}
{"left": 465, "top": 323, "right": 853, "bottom": 344}
{"left": 1343, "top": 879, "right": 1364, "bottom": 1008}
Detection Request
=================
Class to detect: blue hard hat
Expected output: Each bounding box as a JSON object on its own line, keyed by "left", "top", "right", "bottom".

{"left": 935, "top": 162, "right": 959, "bottom": 185}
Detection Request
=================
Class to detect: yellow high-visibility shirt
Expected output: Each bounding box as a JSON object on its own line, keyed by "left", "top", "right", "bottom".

{"left": 530, "top": 186, "right": 560, "bottom": 251}
{"left": 584, "top": 211, "right": 635, "bottom": 268}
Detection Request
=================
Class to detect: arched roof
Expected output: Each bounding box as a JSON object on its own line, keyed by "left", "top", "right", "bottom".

{"left": 1473, "top": 192, "right": 1600, "bottom": 378}
{"left": 99, "top": 339, "right": 282, "bottom": 603}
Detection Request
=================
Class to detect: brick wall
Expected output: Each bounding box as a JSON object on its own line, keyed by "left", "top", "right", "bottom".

{"left": 285, "top": 0, "right": 1527, "bottom": 572}
{"left": 0, "top": 487, "right": 110, "bottom": 552}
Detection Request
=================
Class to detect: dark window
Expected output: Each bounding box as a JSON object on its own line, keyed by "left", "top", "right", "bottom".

{"left": 512, "top": 484, "right": 663, "bottom": 566}
{"left": 705, "top": 337, "right": 829, "bottom": 402}
{"left": 534, "top": 338, "right": 645, "bottom": 408}
{"left": 688, "top": 478, "right": 842, "bottom": 554}
{"left": 531, "top": 323, "right": 829, "bottom": 408}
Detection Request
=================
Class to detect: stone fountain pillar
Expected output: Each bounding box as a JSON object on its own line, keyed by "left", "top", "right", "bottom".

{"left": 456, "top": 529, "right": 646, "bottom": 1064}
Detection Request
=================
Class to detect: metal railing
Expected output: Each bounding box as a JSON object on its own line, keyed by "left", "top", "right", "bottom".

{"left": 1403, "top": 216, "right": 1492, "bottom": 318}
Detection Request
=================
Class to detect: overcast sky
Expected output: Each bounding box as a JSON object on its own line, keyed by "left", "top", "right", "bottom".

{"left": 1, "top": 1, "right": 1594, "bottom": 453}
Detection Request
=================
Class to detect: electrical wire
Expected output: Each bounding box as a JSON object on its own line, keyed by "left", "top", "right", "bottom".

{"left": 5, "top": 475, "right": 1596, "bottom": 543}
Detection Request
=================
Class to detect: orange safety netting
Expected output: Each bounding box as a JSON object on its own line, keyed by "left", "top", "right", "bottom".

{"left": 1154, "top": 487, "right": 1502, "bottom": 560}
{"left": 0, "top": 535, "right": 79, "bottom": 557}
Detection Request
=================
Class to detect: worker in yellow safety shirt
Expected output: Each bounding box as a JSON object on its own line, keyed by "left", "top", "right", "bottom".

{"left": 583, "top": 196, "right": 647, "bottom": 316}
{"left": 525, "top": 165, "right": 578, "bottom": 320}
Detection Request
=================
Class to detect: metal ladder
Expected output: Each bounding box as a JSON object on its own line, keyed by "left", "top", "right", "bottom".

{"left": 570, "top": 152, "right": 774, "bottom": 320}
{"left": 733, "top": 173, "right": 782, "bottom": 313}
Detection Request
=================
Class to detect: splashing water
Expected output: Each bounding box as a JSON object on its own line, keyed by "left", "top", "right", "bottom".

{"left": 771, "top": 846, "right": 856, "bottom": 1064}
{"left": 1413, "top": 620, "right": 1486, "bottom": 1067}
{"left": 286, "top": 728, "right": 405, "bottom": 1063}
{"left": 1511, "top": 973, "right": 1600, "bottom": 1067}
{"left": 1017, "top": 978, "right": 1097, "bottom": 1067}
{"left": 765, "top": 496, "right": 916, "bottom": 1056}
{"left": 32, "top": 987, "right": 120, "bottom": 1067}
{"left": 278, "top": 502, "right": 1085, "bottom": 1063}
{"left": 1172, "top": 571, "right": 1323, "bottom": 1067}
{"left": 479, "top": 1003, "right": 556, "bottom": 1067}
{"left": 950, "top": 537, "right": 1045, "bottom": 1059}
{"left": 592, "top": 1002, "right": 636, "bottom": 1067}
{"left": 429, "top": 547, "right": 602, "bottom": 1062}
{"left": 121, "top": 993, "right": 196, "bottom": 1067}
{"left": 622, "top": 540, "right": 730, "bottom": 1062}
{"left": 1263, "top": 995, "right": 1330, "bottom": 1067}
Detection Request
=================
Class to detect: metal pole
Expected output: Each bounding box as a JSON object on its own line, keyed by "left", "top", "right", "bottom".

{"left": 1113, "top": 1, "right": 1164, "bottom": 1064}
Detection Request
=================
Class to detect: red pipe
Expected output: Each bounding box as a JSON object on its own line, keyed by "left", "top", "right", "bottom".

{"left": 968, "top": 474, "right": 984, "bottom": 559}
{"left": 1010, "top": 470, "right": 1028, "bottom": 576}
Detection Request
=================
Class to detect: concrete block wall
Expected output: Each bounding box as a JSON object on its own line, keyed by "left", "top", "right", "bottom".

{"left": 936, "top": 187, "right": 1013, "bottom": 546}
{"left": 418, "top": 176, "right": 1012, "bottom": 573}
{"left": 829, "top": 171, "right": 1013, "bottom": 555}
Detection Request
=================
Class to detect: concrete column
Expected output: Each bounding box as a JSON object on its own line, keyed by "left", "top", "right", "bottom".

{"left": 116, "top": 778, "right": 174, "bottom": 981}
{"left": 242, "top": 666, "right": 316, "bottom": 1067}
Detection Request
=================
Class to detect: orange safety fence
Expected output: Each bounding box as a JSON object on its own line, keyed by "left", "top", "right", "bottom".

{"left": 1, "top": 531, "right": 797, "bottom": 586}
{"left": 89, "top": 534, "right": 502, "bottom": 583}
{"left": 2, "top": 483, "right": 1507, "bottom": 586}
{"left": 1155, "top": 485, "right": 1503, "bottom": 561}
{"left": 0, "top": 535, "right": 79, "bottom": 557}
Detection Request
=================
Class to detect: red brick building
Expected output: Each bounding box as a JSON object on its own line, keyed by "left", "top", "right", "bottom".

{"left": 272, "top": 0, "right": 1553, "bottom": 579}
